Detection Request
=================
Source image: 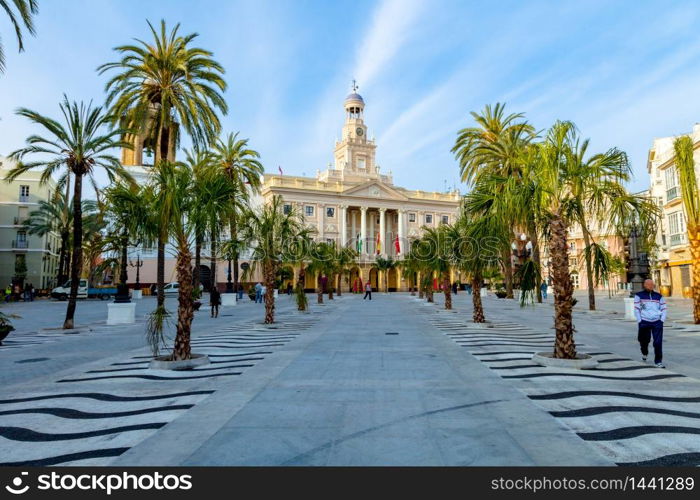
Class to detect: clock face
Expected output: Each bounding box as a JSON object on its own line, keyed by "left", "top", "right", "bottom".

{"left": 356, "top": 127, "right": 364, "bottom": 136}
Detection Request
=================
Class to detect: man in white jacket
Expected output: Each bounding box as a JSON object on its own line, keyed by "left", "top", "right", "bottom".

{"left": 634, "top": 279, "right": 667, "bottom": 368}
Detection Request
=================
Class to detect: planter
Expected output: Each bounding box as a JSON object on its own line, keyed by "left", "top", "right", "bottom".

{"left": 0, "top": 325, "right": 14, "bottom": 345}
{"left": 659, "top": 285, "right": 671, "bottom": 297}
{"left": 683, "top": 286, "right": 693, "bottom": 299}
{"left": 149, "top": 353, "right": 211, "bottom": 371}
{"left": 532, "top": 352, "right": 598, "bottom": 370}
{"left": 495, "top": 291, "right": 507, "bottom": 298}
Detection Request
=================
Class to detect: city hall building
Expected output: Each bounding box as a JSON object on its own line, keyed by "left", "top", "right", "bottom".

{"left": 261, "top": 89, "right": 461, "bottom": 291}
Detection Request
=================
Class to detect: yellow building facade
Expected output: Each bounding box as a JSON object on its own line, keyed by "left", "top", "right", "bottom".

{"left": 261, "top": 89, "right": 461, "bottom": 291}
{"left": 647, "top": 125, "right": 700, "bottom": 297}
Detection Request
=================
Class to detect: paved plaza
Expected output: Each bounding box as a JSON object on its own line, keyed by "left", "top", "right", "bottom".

{"left": 2, "top": 292, "right": 700, "bottom": 466}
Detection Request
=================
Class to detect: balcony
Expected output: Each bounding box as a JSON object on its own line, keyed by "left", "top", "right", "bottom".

{"left": 18, "top": 195, "right": 30, "bottom": 203}
{"left": 670, "top": 233, "right": 687, "bottom": 247}
{"left": 14, "top": 216, "right": 28, "bottom": 225}
{"left": 666, "top": 187, "right": 680, "bottom": 203}
{"left": 12, "top": 240, "right": 29, "bottom": 249}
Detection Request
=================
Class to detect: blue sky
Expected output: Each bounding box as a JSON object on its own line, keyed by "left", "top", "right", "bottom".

{"left": 2, "top": 0, "right": 700, "bottom": 194}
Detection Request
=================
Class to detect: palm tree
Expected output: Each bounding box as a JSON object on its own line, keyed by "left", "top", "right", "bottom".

{"left": 238, "top": 196, "right": 305, "bottom": 323}
{"left": 564, "top": 129, "right": 657, "bottom": 311}
{"left": 421, "top": 226, "right": 459, "bottom": 309}
{"left": 452, "top": 103, "right": 535, "bottom": 298}
{"left": 455, "top": 212, "right": 506, "bottom": 323}
{"left": 0, "top": 0, "right": 38, "bottom": 73}
{"left": 6, "top": 97, "right": 131, "bottom": 329}
{"left": 372, "top": 256, "right": 397, "bottom": 294}
{"left": 99, "top": 19, "right": 227, "bottom": 309}
{"left": 307, "top": 241, "right": 335, "bottom": 304}
{"left": 104, "top": 181, "right": 150, "bottom": 296}
{"left": 212, "top": 132, "right": 264, "bottom": 293}
{"left": 400, "top": 246, "right": 420, "bottom": 296}
{"left": 673, "top": 135, "right": 700, "bottom": 323}
{"left": 335, "top": 246, "right": 358, "bottom": 295}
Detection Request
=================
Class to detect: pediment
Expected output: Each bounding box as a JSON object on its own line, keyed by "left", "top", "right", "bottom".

{"left": 341, "top": 181, "right": 409, "bottom": 201}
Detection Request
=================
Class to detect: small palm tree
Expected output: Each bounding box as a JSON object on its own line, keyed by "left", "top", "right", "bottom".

{"left": 673, "top": 135, "right": 700, "bottom": 323}
{"left": 372, "top": 256, "right": 397, "bottom": 294}
{"left": 421, "top": 226, "right": 457, "bottom": 310}
{"left": 307, "top": 241, "right": 335, "bottom": 304}
{"left": 238, "top": 196, "right": 305, "bottom": 323}
{"left": 335, "top": 246, "right": 358, "bottom": 295}
{"left": 0, "top": 0, "right": 38, "bottom": 73}
{"left": 6, "top": 97, "right": 131, "bottom": 329}
{"left": 212, "top": 132, "right": 264, "bottom": 293}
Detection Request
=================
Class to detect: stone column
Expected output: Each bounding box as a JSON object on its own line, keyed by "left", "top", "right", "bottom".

{"left": 351, "top": 209, "right": 357, "bottom": 251}
{"left": 368, "top": 210, "right": 375, "bottom": 255}
{"left": 318, "top": 203, "right": 325, "bottom": 241}
{"left": 379, "top": 208, "right": 386, "bottom": 257}
{"left": 340, "top": 205, "right": 347, "bottom": 247}
{"left": 398, "top": 209, "right": 405, "bottom": 256}
{"left": 360, "top": 207, "right": 367, "bottom": 257}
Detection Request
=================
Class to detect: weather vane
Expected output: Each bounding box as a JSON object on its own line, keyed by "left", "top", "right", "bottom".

{"left": 352, "top": 79, "right": 358, "bottom": 92}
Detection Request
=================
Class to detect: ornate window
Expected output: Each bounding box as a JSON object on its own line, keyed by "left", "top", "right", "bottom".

{"left": 326, "top": 207, "right": 335, "bottom": 218}
{"left": 305, "top": 205, "right": 315, "bottom": 217}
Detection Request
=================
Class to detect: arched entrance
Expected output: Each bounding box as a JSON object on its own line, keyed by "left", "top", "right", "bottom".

{"left": 349, "top": 266, "right": 361, "bottom": 293}
{"left": 198, "top": 265, "right": 212, "bottom": 291}
{"left": 305, "top": 270, "right": 317, "bottom": 291}
{"left": 279, "top": 266, "right": 294, "bottom": 292}
{"left": 369, "top": 268, "right": 378, "bottom": 291}
{"left": 388, "top": 268, "right": 398, "bottom": 292}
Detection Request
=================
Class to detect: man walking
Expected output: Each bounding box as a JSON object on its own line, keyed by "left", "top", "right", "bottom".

{"left": 634, "top": 278, "right": 667, "bottom": 368}
{"left": 254, "top": 282, "right": 262, "bottom": 304}
{"left": 363, "top": 282, "right": 372, "bottom": 300}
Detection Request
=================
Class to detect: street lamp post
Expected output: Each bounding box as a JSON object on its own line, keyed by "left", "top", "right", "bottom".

{"left": 129, "top": 253, "right": 143, "bottom": 290}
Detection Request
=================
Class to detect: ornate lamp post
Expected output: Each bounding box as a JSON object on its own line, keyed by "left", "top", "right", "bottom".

{"left": 129, "top": 253, "right": 143, "bottom": 290}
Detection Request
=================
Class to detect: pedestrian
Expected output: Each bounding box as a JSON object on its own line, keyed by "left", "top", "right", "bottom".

{"left": 451, "top": 282, "right": 458, "bottom": 295}
{"left": 260, "top": 284, "right": 267, "bottom": 302}
{"left": 254, "top": 282, "right": 262, "bottom": 303}
{"left": 28, "top": 283, "right": 34, "bottom": 301}
{"left": 540, "top": 281, "right": 548, "bottom": 300}
{"left": 287, "top": 282, "right": 293, "bottom": 295}
{"left": 634, "top": 278, "right": 667, "bottom": 368}
{"left": 150, "top": 283, "right": 157, "bottom": 296}
{"left": 237, "top": 283, "right": 244, "bottom": 300}
{"left": 466, "top": 283, "right": 472, "bottom": 295}
{"left": 363, "top": 282, "right": 372, "bottom": 300}
{"left": 210, "top": 287, "right": 221, "bottom": 318}
{"left": 4, "top": 285, "right": 11, "bottom": 302}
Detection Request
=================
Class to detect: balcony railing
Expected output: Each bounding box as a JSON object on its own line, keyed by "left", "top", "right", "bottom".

{"left": 670, "top": 233, "right": 687, "bottom": 246}
{"left": 666, "top": 186, "right": 680, "bottom": 203}
{"left": 12, "top": 240, "right": 29, "bottom": 249}
{"left": 18, "top": 195, "right": 30, "bottom": 203}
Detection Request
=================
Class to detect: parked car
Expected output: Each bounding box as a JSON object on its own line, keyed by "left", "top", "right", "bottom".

{"left": 51, "top": 280, "right": 117, "bottom": 300}
{"left": 162, "top": 282, "right": 180, "bottom": 296}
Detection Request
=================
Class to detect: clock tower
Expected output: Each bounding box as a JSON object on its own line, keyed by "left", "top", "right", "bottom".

{"left": 334, "top": 81, "right": 377, "bottom": 175}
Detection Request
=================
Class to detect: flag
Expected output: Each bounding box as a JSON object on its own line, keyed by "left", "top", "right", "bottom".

{"left": 278, "top": 166, "right": 283, "bottom": 175}
{"left": 376, "top": 232, "right": 381, "bottom": 254}
{"left": 357, "top": 233, "right": 362, "bottom": 252}
{"left": 394, "top": 234, "right": 400, "bottom": 254}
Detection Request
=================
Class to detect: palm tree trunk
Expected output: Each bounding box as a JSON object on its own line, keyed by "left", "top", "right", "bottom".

{"left": 193, "top": 235, "right": 202, "bottom": 291}
{"left": 581, "top": 227, "right": 596, "bottom": 311}
{"left": 63, "top": 173, "right": 83, "bottom": 329}
{"left": 210, "top": 234, "right": 217, "bottom": 292}
{"left": 317, "top": 275, "right": 324, "bottom": 304}
{"left": 503, "top": 248, "right": 514, "bottom": 299}
{"left": 57, "top": 231, "right": 68, "bottom": 284}
{"left": 328, "top": 274, "right": 334, "bottom": 300}
{"left": 337, "top": 274, "right": 342, "bottom": 296}
{"left": 530, "top": 222, "right": 543, "bottom": 303}
{"left": 472, "top": 276, "right": 485, "bottom": 323}
{"left": 297, "top": 264, "right": 307, "bottom": 311}
{"left": 172, "top": 236, "right": 193, "bottom": 361}
{"left": 550, "top": 212, "right": 576, "bottom": 359}
{"left": 418, "top": 273, "right": 424, "bottom": 298}
{"left": 263, "top": 261, "right": 276, "bottom": 324}
{"left": 443, "top": 272, "right": 452, "bottom": 310}
{"left": 689, "top": 227, "right": 700, "bottom": 324}
{"left": 230, "top": 219, "right": 239, "bottom": 295}
{"left": 157, "top": 238, "right": 165, "bottom": 308}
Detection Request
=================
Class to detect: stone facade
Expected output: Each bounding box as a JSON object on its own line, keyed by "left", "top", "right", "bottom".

{"left": 647, "top": 125, "right": 700, "bottom": 297}
{"left": 261, "top": 89, "right": 461, "bottom": 291}
{"left": 0, "top": 156, "right": 61, "bottom": 290}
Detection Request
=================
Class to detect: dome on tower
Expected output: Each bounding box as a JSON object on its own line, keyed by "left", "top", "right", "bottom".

{"left": 345, "top": 92, "right": 364, "bottom": 105}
